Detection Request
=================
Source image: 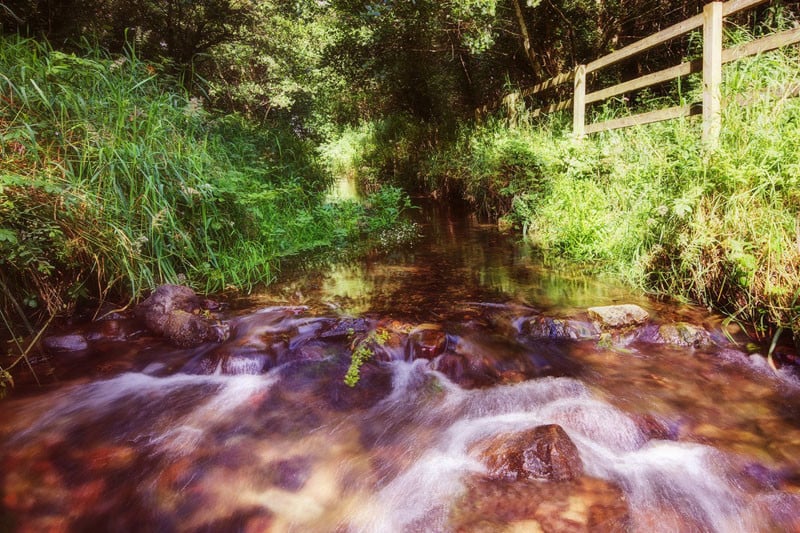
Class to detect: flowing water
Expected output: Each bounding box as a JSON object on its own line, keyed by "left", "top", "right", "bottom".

{"left": 2, "top": 202, "right": 800, "bottom": 532}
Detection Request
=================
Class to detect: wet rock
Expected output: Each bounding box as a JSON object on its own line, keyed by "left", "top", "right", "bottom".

{"left": 451, "top": 475, "right": 629, "bottom": 532}
{"left": 434, "top": 353, "right": 470, "bottom": 385}
{"left": 164, "top": 309, "right": 228, "bottom": 348}
{"left": 135, "top": 285, "right": 228, "bottom": 347}
{"left": 319, "top": 317, "right": 371, "bottom": 340}
{"left": 370, "top": 328, "right": 407, "bottom": 362}
{"left": 653, "top": 323, "right": 713, "bottom": 348}
{"left": 183, "top": 311, "right": 335, "bottom": 375}
{"left": 290, "top": 341, "right": 329, "bottom": 362}
{"left": 194, "top": 507, "right": 273, "bottom": 532}
{"left": 266, "top": 457, "right": 312, "bottom": 491}
{"left": 740, "top": 462, "right": 787, "bottom": 490}
{"left": 84, "top": 319, "right": 145, "bottom": 342}
{"left": 82, "top": 445, "right": 137, "bottom": 472}
{"left": 406, "top": 324, "right": 447, "bottom": 360}
{"left": 475, "top": 424, "right": 583, "bottom": 481}
{"left": 136, "top": 284, "right": 202, "bottom": 322}
{"left": 327, "top": 361, "right": 395, "bottom": 410}
{"left": 275, "top": 358, "right": 394, "bottom": 412}
{"left": 182, "top": 343, "right": 274, "bottom": 375}
{"left": 587, "top": 305, "right": 649, "bottom": 329}
{"left": 522, "top": 316, "right": 600, "bottom": 340}
{"left": 221, "top": 351, "right": 271, "bottom": 375}
{"left": 42, "top": 333, "right": 89, "bottom": 352}
{"left": 498, "top": 370, "right": 527, "bottom": 384}
{"left": 633, "top": 413, "right": 675, "bottom": 441}
{"left": 451, "top": 332, "right": 546, "bottom": 388}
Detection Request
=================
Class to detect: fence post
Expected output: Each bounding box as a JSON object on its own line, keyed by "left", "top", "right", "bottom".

{"left": 573, "top": 64, "right": 586, "bottom": 138}
{"left": 702, "top": 1, "right": 723, "bottom": 148}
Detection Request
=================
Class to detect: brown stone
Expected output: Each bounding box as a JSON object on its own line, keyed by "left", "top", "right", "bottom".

{"left": 587, "top": 305, "right": 649, "bottom": 329}
{"left": 633, "top": 414, "right": 674, "bottom": 441}
{"left": 523, "top": 316, "right": 600, "bottom": 340}
{"left": 655, "top": 323, "right": 713, "bottom": 348}
{"left": 476, "top": 424, "right": 583, "bottom": 482}
{"left": 161, "top": 309, "right": 224, "bottom": 347}
{"left": 134, "top": 285, "right": 228, "bottom": 347}
{"left": 434, "top": 353, "right": 469, "bottom": 385}
{"left": 42, "top": 333, "right": 89, "bottom": 352}
{"left": 450, "top": 475, "right": 629, "bottom": 532}
{"left": 135, "top": 284, "right": 202, "bottom": 334}
{"left": 406, "top": 324, "right": 447, "bottom": 360}
{"left": 85, "top": 319, "right": 144, "bottom": 342}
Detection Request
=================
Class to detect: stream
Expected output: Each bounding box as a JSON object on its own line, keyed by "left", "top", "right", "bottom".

{"left": 1, "top": 202, "right": 800, "bottom": 532}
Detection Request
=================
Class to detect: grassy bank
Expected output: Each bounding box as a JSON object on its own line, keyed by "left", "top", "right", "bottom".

{"left": 418, "top": 40, "right": 800, "bottom": 342}
{"left": 0, "top": 36, "right": 410, "bottom": 341}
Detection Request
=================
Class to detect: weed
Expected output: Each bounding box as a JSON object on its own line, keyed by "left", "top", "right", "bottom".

{"left": 344, "top": 328, "right": 391, "bottom": 387}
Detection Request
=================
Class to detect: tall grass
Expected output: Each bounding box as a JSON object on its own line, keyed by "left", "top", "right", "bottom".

{"left": 0, "top": 36, "right": 411, "bottom": 341}
{"left": 421, "top": 34, "right": 800, "bottom": 342}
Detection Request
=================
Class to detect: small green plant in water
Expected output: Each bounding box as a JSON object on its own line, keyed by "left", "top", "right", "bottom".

{"left": 344, "top": 328, "right": 390, "bottom": 387}
{"left": 0, "top": 368, "right": 12, "bottom": 399}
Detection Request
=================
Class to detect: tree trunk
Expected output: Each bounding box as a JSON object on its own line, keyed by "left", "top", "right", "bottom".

{"left": 511, "top": 0, "right": 544, "bottom": 79}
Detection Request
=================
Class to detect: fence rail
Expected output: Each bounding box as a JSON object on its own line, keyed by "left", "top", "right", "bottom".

{"left": 507, "top": 0, "right": 800, "bottom": 146}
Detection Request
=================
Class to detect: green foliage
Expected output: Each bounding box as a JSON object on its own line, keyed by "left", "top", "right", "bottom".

{"left": 0, "top": 36, "right": 412, "bottom": 337}
{"left": 344, "top": 328, "right": 390, "bottom": 387}
{"left": 421, "top": 39, "right": 800, "bottom": 340}
{"left": 204, "top": 1, "right": 333, "bottom": 121}
{"left": 318, "top": 114, "right": 434, "bottom": 190}
{"left": 1, "top": 0, "right": 251, "bottom": 77}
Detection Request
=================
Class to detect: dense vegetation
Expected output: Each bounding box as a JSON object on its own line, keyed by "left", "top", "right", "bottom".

{"left": 2, "top": 0, "right": 799, "bottom": 358}
{"left": 0, "top": 35, "right": 410, "bottom": 344}
{"left": 419, "top": 40, "right": 800, "bottom": 342}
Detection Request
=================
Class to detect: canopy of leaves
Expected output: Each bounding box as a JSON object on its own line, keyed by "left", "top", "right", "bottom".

{"left": 4, "top": 0, "right": 751, "bottom": 132}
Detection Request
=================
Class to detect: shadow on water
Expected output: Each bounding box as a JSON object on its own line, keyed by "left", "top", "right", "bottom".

{"left": 1, "top": 200, "right": 800, "bottom": 532}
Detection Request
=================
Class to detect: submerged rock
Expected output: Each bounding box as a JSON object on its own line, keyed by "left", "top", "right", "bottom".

{"left": 451, "top": 475, "right": 630, "bottom": 532}
{"left": 319, "top": 317, "right": 371, "bottom": 339}
{"left": 135, "top": 285, "right": 228, "bottom": 347}
{"left": 42, "top": 333, "right": 89, "bottom": 352}
{"left": 433, "top": 353, "right": 470, "bottom": 385}
{"left": 633, "top": 413, "right": 677, "bottom": 441}
{"left": 266, "top": 456, "right": 312, "bottom": 492}
{"left": 475, "top": 424, "right": 583, "bottom": 482}
{"left": 522, "top": 316, "right": 600, "bottom": 340}
{"left": 654, "top": 323, "right": 713, "bottom": 348}
{"left": 406, "top": 324, "right": 447, "bottom": 360}
{"left": 588, "top": 304, "right": 649, "bottom": 329}
{"left": 84, "top": 319, "right": 145, "bottom": 342}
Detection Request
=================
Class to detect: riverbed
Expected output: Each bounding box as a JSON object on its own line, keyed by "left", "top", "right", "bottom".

{"left": 1, "top": 202, "right": 799, "bottom": 532}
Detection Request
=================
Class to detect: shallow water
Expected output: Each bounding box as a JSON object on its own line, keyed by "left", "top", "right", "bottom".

{"left": 2, "top": 202, "right": 799, "bottom": 532}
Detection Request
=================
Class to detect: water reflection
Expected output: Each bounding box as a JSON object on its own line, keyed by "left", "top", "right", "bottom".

{"left": 238, "top": 201, "right": 649, "bottom": 320}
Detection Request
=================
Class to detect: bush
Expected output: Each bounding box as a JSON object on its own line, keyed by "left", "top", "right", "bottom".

{"left": 420, "top": 37, "right": 800, "bottom": 341}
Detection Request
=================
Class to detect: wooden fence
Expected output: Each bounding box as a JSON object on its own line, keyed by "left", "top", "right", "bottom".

{"left": 505, "top": 0, "right": 800, "bottom": 146}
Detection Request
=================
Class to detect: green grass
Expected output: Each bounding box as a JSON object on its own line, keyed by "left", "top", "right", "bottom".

{"left": 318, "top": 113, "right": 433, "bottom": 193}
{"left": 420, "top": 35, "right": 800, "bottom": 342}
{"left": 0, "top": 36, "right": 412, "bottom": 347}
